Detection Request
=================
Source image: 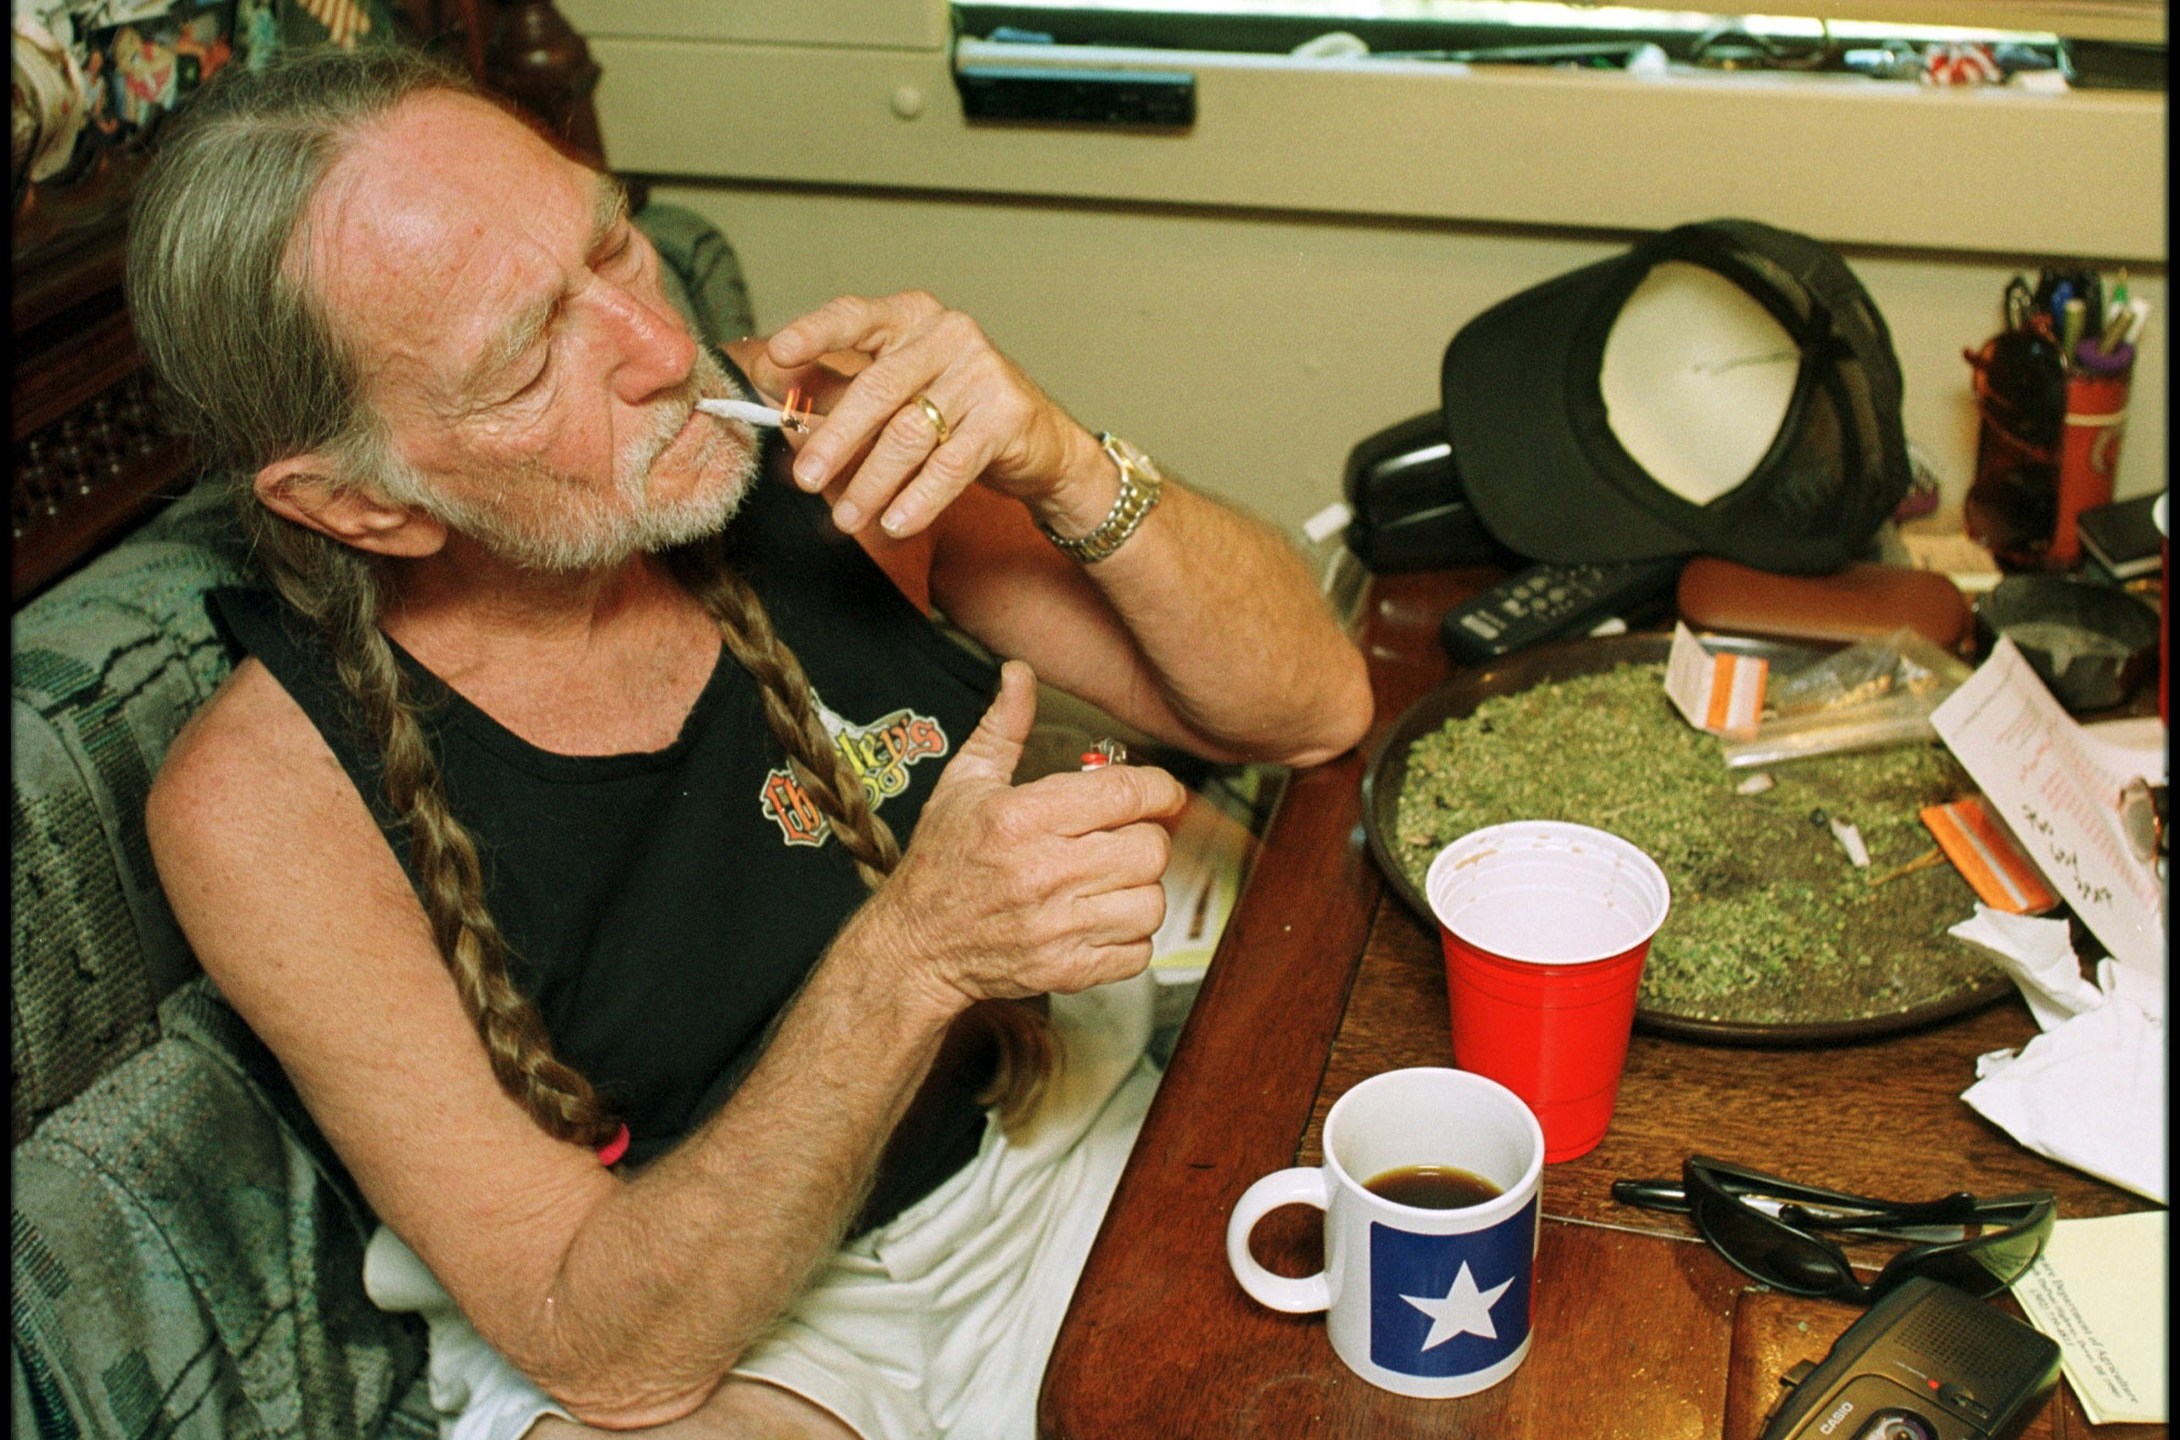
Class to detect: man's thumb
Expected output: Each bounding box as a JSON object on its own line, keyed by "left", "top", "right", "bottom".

{"left": 938, "top": 660, "right": 1038, "bottom": 790}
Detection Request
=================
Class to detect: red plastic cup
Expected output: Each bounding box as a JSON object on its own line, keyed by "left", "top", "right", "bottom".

{"left": 1425, "top": 822, "right": 1671, "bottom": 1163}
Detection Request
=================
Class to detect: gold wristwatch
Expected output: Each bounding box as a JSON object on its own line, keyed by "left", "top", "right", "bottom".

{"left": 1039, "top": 433, "right": 1165, "bottom": 564}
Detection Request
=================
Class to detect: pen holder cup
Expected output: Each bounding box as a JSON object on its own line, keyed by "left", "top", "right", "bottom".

{"left": 2050, "top": 369, "right": 2130, "bottom": 569}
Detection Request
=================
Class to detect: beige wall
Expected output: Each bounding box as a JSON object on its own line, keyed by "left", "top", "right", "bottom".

{"left": 567, "top": 5, "right": 2167, "bottom": 540}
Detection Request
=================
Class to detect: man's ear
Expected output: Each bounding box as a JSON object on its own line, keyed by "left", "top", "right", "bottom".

{"left": 253, "top": 454, "right": 448, "bottom": 558}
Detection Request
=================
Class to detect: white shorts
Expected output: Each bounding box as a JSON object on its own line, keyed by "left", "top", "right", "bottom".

{"left": 365, "top": 974, "right": 1158, "bottom": 1440}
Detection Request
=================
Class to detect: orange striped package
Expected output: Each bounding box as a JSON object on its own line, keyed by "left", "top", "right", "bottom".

{"left": 1664, "top": 623, "right": 1769, "bottom": 738}
{"left": 1920, "top": 796, "right": 2061, "bottom": 914}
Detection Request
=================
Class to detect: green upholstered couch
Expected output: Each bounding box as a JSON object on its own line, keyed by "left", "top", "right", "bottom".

{"left": 10, "top": 204, "right": 755, "bottom": 1440}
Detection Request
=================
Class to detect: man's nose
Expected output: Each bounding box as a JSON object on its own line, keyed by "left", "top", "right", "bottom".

{"left": 597, "top": 284, "right": 699, "bottom": 401}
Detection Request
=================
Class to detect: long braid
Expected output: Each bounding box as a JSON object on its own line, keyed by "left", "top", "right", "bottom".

{"left": 249, "top": 508, "right": 622, "bottom": 1148}
{"left": 680, "top": 552, "right": 900, "bottom": 887}
{"left": 668, "top": 539, "right": 1058, "bottom": 1133}
{"left": 126, "top": 43, "right": 625, "bottom": 1149}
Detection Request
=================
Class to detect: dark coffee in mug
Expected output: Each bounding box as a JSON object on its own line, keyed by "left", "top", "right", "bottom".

{"left": 1363, "top": 1164, "right": 1502, "bottom": 1210}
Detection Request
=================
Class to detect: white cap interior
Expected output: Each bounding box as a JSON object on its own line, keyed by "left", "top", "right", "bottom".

{"left": 1598, "top": 260, "right": 1798, "bottom": 507}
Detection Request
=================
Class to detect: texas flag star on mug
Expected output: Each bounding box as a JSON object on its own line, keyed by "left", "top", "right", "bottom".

{"left": 1368, "top": 1198, "right": 1537, "bottom": 1377}
{"left": 1403, "top": 1261, "right": 1515, "bottom": 1346}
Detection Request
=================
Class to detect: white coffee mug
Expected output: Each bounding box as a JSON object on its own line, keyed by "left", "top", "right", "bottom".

{"left": 1225, "top": 1067, "right": 1545, "bottom": 1398}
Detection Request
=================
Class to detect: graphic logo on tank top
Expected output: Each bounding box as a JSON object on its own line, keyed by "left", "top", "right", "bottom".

{"left": 759, "top": 692, "right": 952, "bottom": 848}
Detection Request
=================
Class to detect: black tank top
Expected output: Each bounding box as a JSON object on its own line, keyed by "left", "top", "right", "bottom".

{"left": 213, "top": 430, "right": 1000, "bottom": 1232}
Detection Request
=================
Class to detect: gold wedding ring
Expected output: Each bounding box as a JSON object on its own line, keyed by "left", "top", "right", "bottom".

{"left": 912, "top": 393, "right": 952, "bottom": 446}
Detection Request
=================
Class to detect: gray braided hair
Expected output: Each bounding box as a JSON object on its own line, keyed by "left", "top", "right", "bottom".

{"left": 128, "top": 46, "right": 1054, "bottom": 1148}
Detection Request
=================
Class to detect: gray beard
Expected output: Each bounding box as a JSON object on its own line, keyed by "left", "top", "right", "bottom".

{"left": 394, "top": 346, "right": 762, "bottom": 573}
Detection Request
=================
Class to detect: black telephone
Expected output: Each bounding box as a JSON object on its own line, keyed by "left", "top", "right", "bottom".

{"left": 1342, "top": 410, "right": 1682, "bottom": 662}
{"left": 1341, "top": 410, "right": 1522, "bottom": 573}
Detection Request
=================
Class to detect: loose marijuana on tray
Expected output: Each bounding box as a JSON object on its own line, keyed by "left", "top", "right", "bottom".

{"left": 1393, "top": 661, "right": 2003, "bottom": 1027}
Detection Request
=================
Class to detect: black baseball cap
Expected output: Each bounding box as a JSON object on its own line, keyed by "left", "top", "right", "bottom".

{"left": 1441, "top": 219, "right": 1911, "bottom": 576}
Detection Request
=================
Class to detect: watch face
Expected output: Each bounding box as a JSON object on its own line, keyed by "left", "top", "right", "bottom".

{"left": 1598, "top": 261, "right": 1798, "bottom": 508}
{"left": 1104, "top": 434, "right": 1156, "bottom": 478}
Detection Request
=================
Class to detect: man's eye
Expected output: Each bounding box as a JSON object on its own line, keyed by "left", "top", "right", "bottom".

{"left": 599, "top": 232, "right": 643, "bottom": 275}
{"left": 504, "top": 352, "right": 550, "bottom": 403}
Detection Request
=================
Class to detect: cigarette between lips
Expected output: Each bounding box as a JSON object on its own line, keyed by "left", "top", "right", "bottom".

{"left": 695, "top": 397, "right": 793, "bottom": 428}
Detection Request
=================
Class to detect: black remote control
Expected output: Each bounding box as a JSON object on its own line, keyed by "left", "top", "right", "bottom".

{"left": 1439, "top": 556, "right": 1686, "bottom": 664}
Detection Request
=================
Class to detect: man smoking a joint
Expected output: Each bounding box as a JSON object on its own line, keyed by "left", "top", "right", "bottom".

{"left": 132, "top": 46, "right": 1372, "bottom": 1440}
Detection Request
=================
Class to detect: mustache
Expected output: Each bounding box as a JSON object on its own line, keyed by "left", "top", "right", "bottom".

{"left": 621, "top": 365, "right": 713, "bottom": 488}
{"left": 629, "top": 345, "right": 741, "bottom": 474}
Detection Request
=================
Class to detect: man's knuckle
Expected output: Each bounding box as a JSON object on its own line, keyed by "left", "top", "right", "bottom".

{"left": 886, "top": 406, "right": 934, "bottom": 446}
{"left": 1026, "top": 911, "right": 1074, "bottom": 954}
{"left": 1135, "top": 827, "right": 1174, "bottom": 871}
{"left": 936, "top": 310, "right": 986, "bottom": 350}
{"left": 984, "top": 797, "right": 1036, "bottom": 847}
{"left": 916, "top": 451, "right": 972, "bottom": 497}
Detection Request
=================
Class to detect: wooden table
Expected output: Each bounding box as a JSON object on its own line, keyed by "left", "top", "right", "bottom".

{"left": 1041, "top": 569, "right": 2164, "bottom": 1440}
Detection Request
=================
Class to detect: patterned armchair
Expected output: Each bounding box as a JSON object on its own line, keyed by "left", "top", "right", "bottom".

{"left": 10, "top": 204, "right": 756, "bottom": 1440}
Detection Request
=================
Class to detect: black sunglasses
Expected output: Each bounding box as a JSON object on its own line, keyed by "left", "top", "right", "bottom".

{"left": 1611, "top": 1155, "right": 2056, "bottom": 1304}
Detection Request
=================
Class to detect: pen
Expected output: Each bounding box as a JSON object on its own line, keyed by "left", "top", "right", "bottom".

{"left": 2060, "top": 297, "right": 2087, "bottom": 358}
{"left": 2084, "top": 295, "right": 2146, "bottom": 369}
{"left": 2105, "top": 268, "right": 2130, "bottom": 333}
{"left": 2122, "top": 297, "right": 2151, "bottom": 347}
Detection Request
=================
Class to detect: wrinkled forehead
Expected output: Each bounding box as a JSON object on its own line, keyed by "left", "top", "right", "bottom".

{"left": 291, "top": 90, "right": 597, "bottom": 389}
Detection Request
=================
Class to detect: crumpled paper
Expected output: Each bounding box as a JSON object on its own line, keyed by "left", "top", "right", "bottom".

{"left": 1954, "top": 906, "right": 2166, "bottom": 1204}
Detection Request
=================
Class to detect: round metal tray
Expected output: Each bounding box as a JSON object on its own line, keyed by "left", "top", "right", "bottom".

{"left": 1361, "top": 633, "right": 2015, "bottom": 1047}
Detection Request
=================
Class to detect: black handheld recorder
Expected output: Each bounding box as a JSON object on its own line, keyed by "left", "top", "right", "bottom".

{"left": 1759, "top": 1277, "right": 2061, "bottom": 1440}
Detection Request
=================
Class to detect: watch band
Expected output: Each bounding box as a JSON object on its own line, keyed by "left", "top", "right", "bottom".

{"left": 1039, "top": 433, "right": 1165, "bottom": 563}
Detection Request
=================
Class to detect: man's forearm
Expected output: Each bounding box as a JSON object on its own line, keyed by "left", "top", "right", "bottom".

{"left": 1089, "top": 478, "right": 1367, "bottom": 766}
{"left": 1024, "top": 436, "right": 1371, "bottom": 769}
{"left": 512, "top": 926, "right": 958, "bottom": 1426}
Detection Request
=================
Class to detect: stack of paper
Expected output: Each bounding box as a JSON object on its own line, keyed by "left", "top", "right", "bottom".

{"left": 2011, "top": 1212, "right": 2168, "bottom": 1425}
{"left": 1930, "top": 639, "right": 2165, "bottom": 980}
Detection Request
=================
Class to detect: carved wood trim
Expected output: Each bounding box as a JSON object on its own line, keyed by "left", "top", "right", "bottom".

{"left": 13, "top": 363, "right": 192, "bottom": 605}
